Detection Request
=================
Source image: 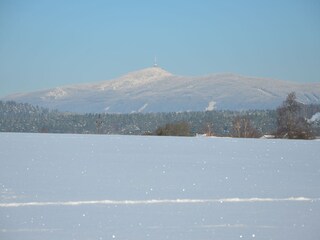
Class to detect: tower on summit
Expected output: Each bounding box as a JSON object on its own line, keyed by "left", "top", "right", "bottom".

{"left": 153, "top": 56, "right": 158, "bottom": 67}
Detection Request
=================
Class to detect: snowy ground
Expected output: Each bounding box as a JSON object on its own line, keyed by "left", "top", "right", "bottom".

{"left": 0, "top": 133, "right": 319, "bottom": 240}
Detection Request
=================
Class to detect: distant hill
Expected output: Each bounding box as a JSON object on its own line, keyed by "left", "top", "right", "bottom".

{"left": 2, "top": 67, "right": 320, "bottom": 113}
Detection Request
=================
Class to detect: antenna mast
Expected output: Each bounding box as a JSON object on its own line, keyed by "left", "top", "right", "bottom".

{"left": 153, "top": 56, "right": 158, "bottom": 67}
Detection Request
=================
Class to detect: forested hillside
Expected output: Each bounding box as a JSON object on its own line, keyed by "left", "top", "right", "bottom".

{"left": 1, "top": 101, "right": 319, "bottom": 137}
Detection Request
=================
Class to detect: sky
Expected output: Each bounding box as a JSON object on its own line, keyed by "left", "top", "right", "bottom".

{"left": 0, "top": 0, "right": 319, "bottom": 97}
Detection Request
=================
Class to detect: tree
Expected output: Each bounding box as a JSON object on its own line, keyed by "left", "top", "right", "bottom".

{"left": 95, "top": 114, "right": 103, "bottom": 134}
{"left": 202, "top": 122, "right": 215, "bottom": 136}
{"left": 276, "top": 92, "right": 313, "bottom": 139}
{"left": 231, "top": 115, "right": 260, "bottom": 138}
{"left": 155, "top": 122, "right": 190, "bottom": 136}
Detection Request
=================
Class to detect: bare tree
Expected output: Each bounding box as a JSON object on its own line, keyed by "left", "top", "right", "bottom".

{"left": 203, "top": 123, "right": 214, "bottom": 136}
{"left": 276, "top": 92, "right": 313, "bottom": 139}
{"left": 232, "top": 116, "right": 260, "bottom": 138}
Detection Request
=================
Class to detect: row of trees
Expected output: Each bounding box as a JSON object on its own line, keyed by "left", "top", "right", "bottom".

{"left": 1, "top": 93, "right": 319, "bottom": 139}
{"left": 0, "top": 101, "right": 277, "bottom": 136}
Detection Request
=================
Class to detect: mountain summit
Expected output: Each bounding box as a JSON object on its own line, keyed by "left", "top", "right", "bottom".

{"left": 2, "top": 68, "right": 320, "bottom": 113}
{"left": 120, "top": 67, "right": 173, "bottom": 81}
{"left": 94, "top": 67, "right": 174, "bottom": 91}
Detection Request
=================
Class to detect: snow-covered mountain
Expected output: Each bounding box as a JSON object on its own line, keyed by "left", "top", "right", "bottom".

{"left": 2, "top": 67, "right": 320, "bottom": 113}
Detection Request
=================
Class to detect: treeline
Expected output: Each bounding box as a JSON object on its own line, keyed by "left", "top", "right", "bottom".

{"left": 0, "top": 99, "right": 319, "bottom": 138}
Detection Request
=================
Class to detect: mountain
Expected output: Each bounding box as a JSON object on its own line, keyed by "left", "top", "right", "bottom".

{"left": 2, "top": 67, "right": 320, "bottom": 113}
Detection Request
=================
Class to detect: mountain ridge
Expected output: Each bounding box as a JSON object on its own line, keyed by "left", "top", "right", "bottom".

{"left": 2, "top": 67, "right": 320, "bottom": 113}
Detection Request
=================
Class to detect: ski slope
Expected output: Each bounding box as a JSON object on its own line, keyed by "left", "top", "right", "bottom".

{"left": 0, "top": 133, "right": 319, "bottom": 240}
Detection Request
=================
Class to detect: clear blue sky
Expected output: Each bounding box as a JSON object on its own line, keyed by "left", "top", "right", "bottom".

{"left": 0, "top": 0, "right": 319, "bottom": 97}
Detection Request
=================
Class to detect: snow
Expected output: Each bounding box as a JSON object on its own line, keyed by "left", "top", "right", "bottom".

{"left": 3, "top": 68, "right": 320, "bottom": 113}
{"left": 0, "top": 133, "right": 320, "bottom": 240}
{"left": 205, "top": 101, "right": 216, "bottom": 111}
{"left": 309, "top": 112, "right": 320, "bottom": 122}
{"left": 256, "top": 88, "right": 276, "bottom": 97}
{"left": 138, "top": 103, "right": 148, "bottom": 112}
{"left": 42, "top": 87, "right": 68, "bottom": 99}
{"left": 101, "top": 67, "right": 173, "bottom": 90}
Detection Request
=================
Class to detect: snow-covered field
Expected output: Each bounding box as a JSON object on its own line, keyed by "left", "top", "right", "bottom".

{"left": 0, "top": 133, "right": 319, "bottom": 240}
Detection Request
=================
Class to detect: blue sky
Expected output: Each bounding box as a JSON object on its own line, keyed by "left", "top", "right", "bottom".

{"left": 0, "top": 0, "right": 319, "bottom": 97}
